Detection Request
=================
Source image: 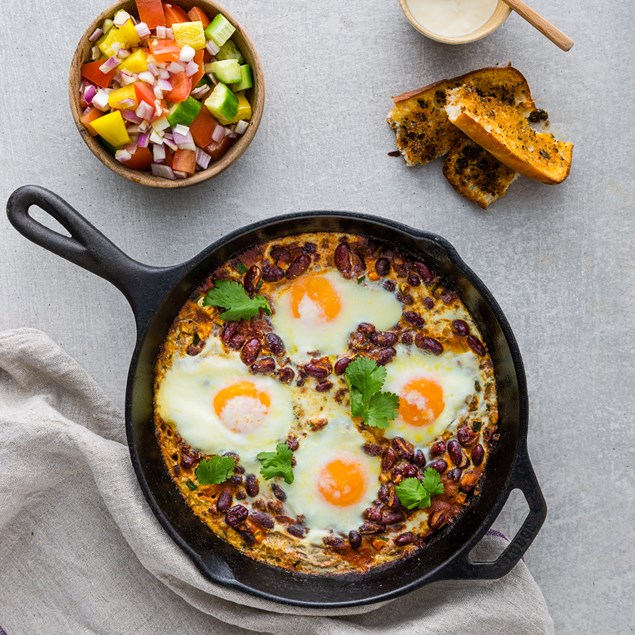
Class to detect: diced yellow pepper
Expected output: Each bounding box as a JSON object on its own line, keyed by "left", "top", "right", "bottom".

{"left": 231, "top": 92, "right": 252, "bottom": 123}
{"left": 90, "top": 111, "right": 131, "bottom": 148}
{"left": 98, "top": 20, "right": 140, "bottom": 57}
{"left": 108, "top": 84, "right": 139, "bottom": 110}
{"left": 119, "top": 49, "right": 148, "bottom": 73}
{"left": 172, "top": 21, "right": 206, "bottom": 50}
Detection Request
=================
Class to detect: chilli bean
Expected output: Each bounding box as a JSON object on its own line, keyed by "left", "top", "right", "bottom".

{"left": 467, "top": 335, "right": 486, "bottom": 356}
{"left": 357, "top": 322, "right": 375, "bottom": 334}
{"left": 401, "top": 331, "right": 414, "bottom": 344}
{"left": 427, "top": 459, "right": 448, "bottom": 474}
{"left": 380, "top": 510, "right": 405, "bottom": 525}
{"left": 350, "top": 251, "right": 366, "bottom": 277}
{"left": 216, "top": 490, "right": 233, "bottom": 513}
{"left": 429, "top": 509, "right": 446, "bottom": 530}
{"left": 303, "top": 241, "right": 317, "bottom": 254}
{"left": 251, "top": 357, "right": 275, "bottom": 374}
{"left": 364, "top": 507, "right": 382, "bottom": 522}
{"left": 286, "top": 254, "right": 311, "bottom": 280}
{"left": 457, "top": 425, "right": 478, "bottom": 447}
{"left": 364, "top": 442, "right": 383, "bottom": 457}
{"left": 245, "top": 474, "right": 259, "bottom": 497}
{"left": 378, "top": 483, "right": 389, "bottom": 501}
{"left": 286, "top": 436, "right": 299, "bottom": 451}
{"left": 334, "top": 357, "right": 352, "bottom": 375}
{"left": 229, "top": 334, "right": 245, "bottom": 350}
{"left": 221, "top": 321, "right": 239, "bottom": 345}
{"left": 376, "top": 347, "right": 396, "bottom": 365}
{"left": 229, "top": 474, "right": 243, "bottom": 485}
{"left": 225, "top": 505, "right": 249, "bottom": 527}
{"left": 277, "top": 367, "right": 295, "bottom": 383}
{"left": 447, "top": 440, "right": 462, "bottom": 466}
{"left": 403, "top": 311, "right": 425, "bottom": 327}
{"left": 287, "top": 525, "right": 306, "bottom": 538}
{"left": 316, "top": 380, "right": 333, "bottom": 392}
{"left": 334, "top": 242, "right": 352, "bottom": 277}
{"left": 402, "top": 465, "right": 418, "bottom": 478}
{"left": 429, "top": 440, "right": 446, "bottom": 457}
{"left": 423, "top": 297, "right": 434, "bottom": 310}
{"left": 383, "top": 280, "right": 396, "bottom": 292}
{"left": 323, "top": 535, "right": 347, "bottom": 550}
{"left": 375, "top": 258, "right": 391, "bottom": 276}
{"left": 238, "top": 529, "right": 256, "bottom": 546}
{"left": 413, "top": 449, "right": 426, "bottom": 467}
{"left": 396, "top": 291, "right": 414, "bottom": 305}
{"left": 459, "top": 470, "right": 479, "bottom": 493}
{"left": 392, "top": 436, "right": 415, "bottom": 460}
{"left": 359, "top": 522, "right": 383, "bottom": 534}
{"left": 394, "top": 531, "right": 416, "bottom": 546}
{"left": 407, "top": 272, "right": 421, "bottom": 287}
{"left": 243, "top": 265, "right": 262, "bottom": 293}
{"left": 240, "top": 338, "right": 261, "bottom": 365}
{"left": 250, "top": 511, "right": 275, "bottom": 529}
{"left": 447, "top": 468, "right": 462, "bottom": 482}
{"left": 382, "top": 447, "right": 397, "bottom": 470}
{"left": 272, "top": 484, "right": 287, "bottom": 501}
{"left": 304, "top": 358, "right": 332, "bottom": 378}
{"left": 270, "top": 245, "right": 291, "bottom": 263}
{"left": 471, "top": 444, "right": 485, "bottom": 466}
{"left": 415, "top": 334, "right": 443, "bottom": 355}
{"left": 412, "top": 261, "right": 433, "bottom": 282}
{"left": 348, "top": 530, "right": 362, "bottom": 549}
{"left": 370, "top": 331, "right": 398, "bottom": 347}
{"left": 265, "top": 332, "right": 285, "bottom": 355}
{"left": 452, "top": 319, "right": 470, "bottom": 336}
{"left": 261, "top": 261, "right": 284, "bottom": 282}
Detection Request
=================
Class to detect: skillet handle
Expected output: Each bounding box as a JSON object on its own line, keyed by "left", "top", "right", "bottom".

{"left": 6, "top": 185, "right": 187, "bottom": 329}
{"left": 439, "top": 450, "right": 547, "bottom": 580}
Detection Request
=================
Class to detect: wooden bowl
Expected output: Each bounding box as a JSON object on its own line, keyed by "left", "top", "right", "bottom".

{"left": 399, "top": 0, "right": 511, "bottom": 44}
{"left": 69, "top": 0, "right": 265, "bottom": 188}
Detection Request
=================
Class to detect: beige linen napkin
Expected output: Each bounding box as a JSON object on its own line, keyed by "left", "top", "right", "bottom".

{"left": 0, "top": 328, "right": 553, "bottom": 634}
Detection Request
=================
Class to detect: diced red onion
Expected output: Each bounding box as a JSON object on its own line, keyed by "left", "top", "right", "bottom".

{"left": 138, "top": 120, "right": 150, "bottom": 132}
{"left": 124, "top": 141, "right": 138, "bottom": 154}
{"left": 179, "top": 45, "right": 195, "bottom": 63}
{"left": 173, "top": 124, "right": 189, "bottom": 136}
{"left": 147, "top": 61, "right": 159, "bottom": 76}
{"left": 165, "top": 27, "right": 174, "bottom": 39}
{"left": 83, "top": 84, "right": 97, "bottom": 104}
{"left": 112, "top": 42, "right": 122, "bottom": 55}
{"left": 163, "top": 137, "right": 178, "bottom": 151}
{"left": 120, "top": 72, "right": 137, "bottom": 86}
{"left": 207, "top": 73, "right": 218, "bottom": 85}
{"left": 190, "top": 85, "right": 210, "bottom": 99}
{"left": 173, "top": 132, "right": 196, "bottom": 151}
{"left": 152, "top": 116, "right": 170, "bottom": 131}
{"left": 122, "top": 109, "right": 142, "bottom": 123}
{"left": 226, "top": 131, "right": 237, "bottom": 139}
{"left": 135, "top": 101, "right": 154, "bottom": 120}
{"left": 212, "top": 125, "right": 227, "bottom": 143}
{"left": 158, "top": 69, "right": 170, "bottom": 80}
{"left": 138, "top": 71, "right": 155, "bottom": 84}
{"left": 117, "top": 48, "right": 131, "bottom": 59}
{"left": 167, "top": 61, "right": 184, "bottom": 74}
{"left": 137, "top": 132, "right": 150, "bottom": 148}
{"left": 82, "top": 105, "right": 92, "bottom": 116}
{"left": 119, "top": 97, "right": 135, "bottom": 108}
{"left": 234, "top": 120, "right": 249, "bottom": 135}
{"left": 150, "top": 130, "right": 164, "bottom": 145}
{"left": 184, "top": 61, "right": 198, "bottom": 77}
{"left": 157, "top": 78, "right": 172, "bottom": 92}
{"left": 113, "top": 10, "right": 131, "bottom": 26}
{"left": 127, "top": 124, "right": 141, "bottom": 134}
{"left": 153, "top": 143, "right": 166, "bottom": 162}
{"left": 135, "top": 22, "right": 151, "bottom": 39}
{"left": 206, "top": 40, "right": 220, "bottom": 56}
{"left": 92, "top": 90, "right": 111, "bottom": 111}
{"left": 153, "top": 87, "right": 163, "bottom": 100}
{"left": 156, "top": 26, "right": 167, "bottom": 38}
{"left": 173, "top": 170, "right": 188, "bottom": 179}
{"left": 115, "top": 148, "right": 132, "bottom": 163}
{"left": 151, "top": 163, "right": 176, "bottom": 179}
{"left": 89, "top": 28, "right": 103, "bottom": 42}
{"left": 99, "top": 56, "right": 120, "bottom": 73}
{"left": 195, "top": 147, "right": 212, "bottom": 170}
{"left": 91, "top": 46, "right": 101, "bottom": 61}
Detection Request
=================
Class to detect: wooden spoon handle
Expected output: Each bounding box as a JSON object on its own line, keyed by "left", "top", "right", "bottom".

{"left": 502, "top": 0, "right": 574, "bottom": 51}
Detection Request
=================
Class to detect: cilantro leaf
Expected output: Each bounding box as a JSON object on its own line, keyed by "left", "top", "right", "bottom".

{"left": 203, "top": 280, "right": 271, "bottom": 321}
{"left": 257, "top": 443, "right": 294, "bottom": 484}
{"left": 396, "top": 470, "right": 445, "bottom": 510}
{"left": 195, "top": 455, "right": 236, "bottom": 485}
{"left": 345, "top": 356, "right": 399, "bottom": 429}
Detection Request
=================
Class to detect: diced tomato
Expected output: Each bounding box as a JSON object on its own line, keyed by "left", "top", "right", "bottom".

{"left": 81, "top": 61, "right": 116, "bottom": 89}
{"left": 165, "top": 72, "right": 192, "bottom": 103}
{"left": 187, "top": 6, "right": 210, "bottom": 28}
{"left": 148, "top": 38, "right": 181, "bottom": 63}
{"left": 203, "top": 48, "right": 213, "bottom": 63}
{"left": 172, "top": 149, "right": 197, "bottom": 175}
{"left": 134, "top": 82, "right": 155, "bottom": 108}
{"left": 122, "top": 146, "right": 153, "bottom": 171}
{"left": 80, "top": 107, "right": 104, "bottom": 136}
{"left": 191, "top": 50, "right": 205, "bottom": 88}
{"left": 136, "top": 0, "right": 165, "bottom": 28}
{"left": 164, "top": 147, "right": 174, "bottom": 166}
{"left": 205, "top": 136, "right": 233, "bottom": 161}
{"left": 190, "top": 107, "right": 219, "bottom": 147}
{"left": 162, "top": 2, "right": 189, "bottom": 26}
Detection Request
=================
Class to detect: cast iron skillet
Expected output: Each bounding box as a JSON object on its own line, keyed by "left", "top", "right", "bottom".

{"left": 7, "top": 185, "right": 546, "bottom": 609}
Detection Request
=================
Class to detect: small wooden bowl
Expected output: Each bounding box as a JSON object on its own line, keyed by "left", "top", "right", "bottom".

{"left": 69, "top": 0, "right": 265, "bottom": 188}
{"left": 399, "top": 0, "right": 511, "bottom": 44}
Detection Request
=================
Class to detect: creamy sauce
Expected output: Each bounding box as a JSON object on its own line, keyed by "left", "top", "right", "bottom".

{"left": 406, "top": 0, "right": 499, "bottom": 37}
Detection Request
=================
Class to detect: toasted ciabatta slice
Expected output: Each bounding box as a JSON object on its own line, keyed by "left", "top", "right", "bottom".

{"left": 445, "top": 86, "right": 573, "bottom": 184}
{"left": 443, "top": 137, "right": 518, "bottom": 209}
{"left": 387, "top": 66, "right": 536, "bottom": 167}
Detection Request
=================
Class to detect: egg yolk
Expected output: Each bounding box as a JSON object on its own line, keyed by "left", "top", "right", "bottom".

{"left": 318, "top": 458, "right": 367, "bottom": 507}
{"left": 213, "top": 381, "right": 271, "bottom": 433}
{"left": 290, "top": 274, "right": 342, "bottom": 322}
{"left": 399, "top": 378, "right": 445, "bottom": 426}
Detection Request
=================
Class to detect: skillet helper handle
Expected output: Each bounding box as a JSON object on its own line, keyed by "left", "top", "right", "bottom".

{"left": 6, "top": 185, "right": 182, "bottom": 328}
{"left": 441, "top": 450, "right": 547, "bottom": 580}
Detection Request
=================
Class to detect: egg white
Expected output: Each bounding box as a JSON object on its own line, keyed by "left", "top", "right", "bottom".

{"left": 270, "top": 271, "right": 402, "bottom": 360}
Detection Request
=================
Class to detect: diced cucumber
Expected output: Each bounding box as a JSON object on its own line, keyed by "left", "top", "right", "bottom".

{"left": 167, "top": 97, "right": 203, "bottom": 127}
{"left": 231, "top": 64, "right": 253, "bottom": 92}
{"left": 102, "top": 18, "right": 114, "bottom": 34}
{"left": 210, "top": 59, "right": 241, "bottom": 84}
{"left": 204, "top": 82, "right": 238, "bottom": 125}
{"left": 215, "top": 40, "right": 245, "bottom": 64}
{"left": 205, "top": 14, "right": 235, "bottom": 47}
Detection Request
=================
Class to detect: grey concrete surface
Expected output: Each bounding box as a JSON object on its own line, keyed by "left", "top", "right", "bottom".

{"left": 1, "top": 0, "right": 633, "bottom": 632}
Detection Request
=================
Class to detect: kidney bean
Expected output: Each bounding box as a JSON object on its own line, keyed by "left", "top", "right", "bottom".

{"left": 415, "top": 334, "right": 443, "bottom": 355}
{"left": 376, "top": 347, "right": 396, "bottom": 365}
{"left": 238, "top": 529, "right": 256, "bottom": 546}
{"left": 392, "top": 436, "right": 415, "bottom": 460}
{"left": 396, "top": 291, "right": 414, "bottom": 305}
{"left": 427, "top": 459, "right": 448, "bottom": 474}
{"left": 267, "top": 499, "right": 283, "bottom": 515}
{"left": 460, "top": 470, "right": 479, "bottom": 493}
{"left": 229, "top": 474, "right": 243, "bottom": 485}
{"left": 286, "top": 436, "right": 299, "bottom": 451}
{"left": 304, "top": 358, "right": 332, "bottom": 378}
{"left": 383, "top": 280, "right": 396, "bottom": 292}
{"left": 423, "top": 297, "right": 434, "bottom": 310}
{"left": 447, "top": 440, "right": 462, "bottom": 466}
{"left": 261, "top": 261, "right": 284, "bottom": 282}
{"left": 286, "top": 524, "right": 306, "bottom": 538}
{"left": 361, "top": 443, "right": 382, "bottom": 457}
{"left": 467, "top": 335, "right": 486, "bottom": 356}
{"left": 382, "top": 447, "right": 397, "bottom": 470}
{"left": 429, "top": 509, "right": 446, "bottom": 530}
{"left": 386, "top": 488, "right": 401, "bottom": 510}
{"left": 226, "top": 505, "right": 249, "bottom": 527}
{"left": 251, "top": 357, "right": 275, "bottom": 374}
{"left": 412, "top": 261, "right": 433, "bottom": 283}
{"left": 457, "top": 425, "right": 478, "bottom": 447}
{"left": 271, "top": 484, "right": 287, "bottom": 501}
{"left": 229, "top": 334, "right": 246, "bottom": 350}
{"left": 316, "top": 380, "right": 333, "bottom": 392}
{"left": 286, "top": 254, "right": 311, "bottom": 280}
{"left": 364, "top": 507, "right": 382, "bottom": 522}
{"left": 350, "top": 251, "right": 366, "bottom": 277}
{"left": 187, "top": 340, "right": 204, "bottom": 356}
{"left": 234, "top": 465, "right": 245, "bottom": 475}
{"left": 401, "top": 331, "right": 414, "bottom": 344}
{"left": 403, "top": 311, "right": 425, "bottom": 327}
{"left": 402, "top": 465, "right": 418, "bottom": 478}
{"left": 441, "top": 290, "right": 456, "bottom": 304}
{"left": 452, "top": 319, "right": 470, "bottom": 336}
{"left": 394, "top": 531, "right": 416, "bottom": 546}
{"left": 429, "top": 441, "right": 446, "bottom": 457}
{"left": 447, "top": 468, "right": 462, "bottom": 481}
{"left": 380, "top": 510, "right": 405, "bottom": 525}
{"left": 243, "top": 265, "right": 262, "bottom": 293}
{"left": 391, "top": 466, "right": 403, "bottom": 481}
{"left": 407, "top": 272, "right": 421, "bottom": 287}
{"left": 180, "top": 446, "right": 199, "bottom": 468}
{"left": 240, "top": 338, "right": 261, "bottom": 365}
{"left": 375, "top": 258, "right": 391, "bottom": 276}
{"left": 334, "top": 357, "right": 352, "bottom": 375}
{"left": 359, "top": 522, "right": 383, "bottom": 534}
{"left": 413, "top": 449, "right": 426, "bottom": 467}
{"left": 348, "top": 530, "right": 362, "bottom": 549}
{"left": 303, "top": 241, "right": 317, "bottom": 254}
{"left": 216, "top": 490, "right": 233, "bottom": 513}
{"left": 334, "top": 242, "right": 352, "bottom": 277}
{"left": 357, "top": 322, "right": 375, "bottom": 334}
{"left": 265, "top": 332, "right": 285, "bottom": 355}
{"left": 471, "top": 444, "right": 485, "bottom": 466}
{"left": 370, "top": 331, "right": 398, "bottom": 347}
{"left": 250, "top": 511, "right": 274, "bottom": 529}
{"left": 221, "top": 321, "right": 239, "bottom": 345}
{"left": 277, "top": 367, "right": 295, "bottom": 383}
{"left": 245, "top": 474, "right": 259, "bottom": 497}
{"left": 323, "top": 535, "right": 347, "bottom": 550}
{"left": 270, "top": 245, "right": 291, "bottom": 263}
{"left": 378, "top": 483, "right": 389, "bottom": 501}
